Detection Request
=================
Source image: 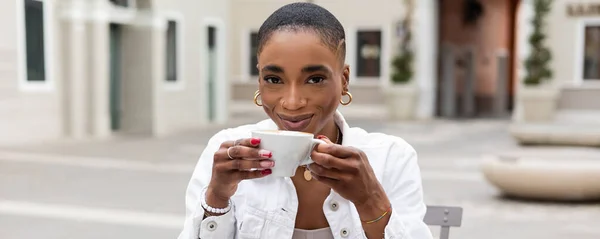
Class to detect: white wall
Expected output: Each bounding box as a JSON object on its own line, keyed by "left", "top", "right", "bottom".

{"left": 153, "top": 0, "right": 231, "bottom": 134}
{"left": 552, "top": 0, "right": 600, "bottom": 87}
{"left": 0, "top": 0, "right": 62, "bottom": 145}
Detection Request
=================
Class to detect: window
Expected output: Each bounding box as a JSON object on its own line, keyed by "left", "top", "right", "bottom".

{"left": 583, "top": 25, "right": 600, "bottom": 80}
{"left": 24, "top": 0, "right": 46, "bottom": 82}
{"left": 356, "top": 30, "right": 382, "bottom": 77}
{"left": 250, "top": 32, "right": 259, "bottom": 76}
{"left": 166, "top": 20, "right": 178, "bottom": 82}
{"left": 207, "top": 26, "right": 216, "bottom": 51}
{"left": 109, "top": 0, "right": 130, "bottom": 7}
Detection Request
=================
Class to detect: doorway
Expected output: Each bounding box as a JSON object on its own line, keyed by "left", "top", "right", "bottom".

{"left": 206, "top": 26, "right": 217, "bottom": 122}
{"left": 436, "top": 0, "right": 519, "bottom": 118}
{"left": 109, "top": 23, "right": 122, "bottom": 131}
{"left": 203, "top": 18, "right": 226, "bottom": 123}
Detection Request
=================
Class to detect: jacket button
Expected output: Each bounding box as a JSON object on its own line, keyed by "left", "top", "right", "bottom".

{"left": 330, "top": 201, "right": 339, "bottom": 211}
{"left": 207, "top": 221, "right": 218, "bottom": 231}
{"left": 340, "top": 228, "right": 349, "bottom": 237}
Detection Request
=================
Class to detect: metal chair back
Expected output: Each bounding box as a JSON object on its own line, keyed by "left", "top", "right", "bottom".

{"left": 424, "top": 205, "right": 463, "bottom": 239}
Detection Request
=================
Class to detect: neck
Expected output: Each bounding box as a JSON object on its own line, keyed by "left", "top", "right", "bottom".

{"left": 317, "top": 118, "right": 340, "bottom": 144}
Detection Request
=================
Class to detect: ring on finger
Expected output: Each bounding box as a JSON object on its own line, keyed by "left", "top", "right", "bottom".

{"left": 227, "top": 147, "right": 235, "bottom": 160}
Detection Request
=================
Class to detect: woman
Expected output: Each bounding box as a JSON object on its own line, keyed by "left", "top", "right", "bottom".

{"left": 178, "top": 3, "right": 432, "bottom": 239}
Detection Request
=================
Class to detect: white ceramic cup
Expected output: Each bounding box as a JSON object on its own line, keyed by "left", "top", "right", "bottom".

{"left": 251, "top": 130, "right": 326, "bottom": 177}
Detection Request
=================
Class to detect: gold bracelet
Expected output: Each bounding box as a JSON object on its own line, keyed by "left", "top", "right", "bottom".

{"left": 362, "top": 206, "right": 392, "bottom": 224}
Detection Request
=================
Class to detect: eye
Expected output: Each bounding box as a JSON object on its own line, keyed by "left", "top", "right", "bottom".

{"left": 263, "top": 77, "right": 282, "bottom": 84}
{"left": 307, "top": 76, "right": 325, "bottom": 84}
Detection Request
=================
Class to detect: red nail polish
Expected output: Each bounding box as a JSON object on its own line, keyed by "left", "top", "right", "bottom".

{"left": 317, "top": 135, "right": 325, "bottom": 139}
{"left": 259, "top": 150, "right": 272, "bottom": 158}
{"left": 251, "top": 138, "right": 261, "bottom": 145}
{"left": 261, "top": 169, "right": 272, "bottom": 175}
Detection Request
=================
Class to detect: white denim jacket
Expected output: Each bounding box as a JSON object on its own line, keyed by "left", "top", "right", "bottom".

{"left": 178, "top": 111, "right": 433, "bottom": 239}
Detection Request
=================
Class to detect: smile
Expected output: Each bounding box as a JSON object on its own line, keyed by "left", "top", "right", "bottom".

{"left": 277, "top": 113, "right": 314, "bottom": 131}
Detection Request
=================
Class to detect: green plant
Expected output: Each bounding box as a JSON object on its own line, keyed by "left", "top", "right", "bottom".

{"left": 391, "top": 0, "right": 414, "bottom": 84}
{"left": 523, "top": 0, "right": 553, "bottom": 85}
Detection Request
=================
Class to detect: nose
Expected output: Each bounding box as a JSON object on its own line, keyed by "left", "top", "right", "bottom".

{"left": 281, "top": 87, "right": 306, "bottom": 111}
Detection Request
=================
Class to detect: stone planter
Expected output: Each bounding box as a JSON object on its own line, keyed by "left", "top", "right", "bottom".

{"left": 518, "top": 86, "right": 559, "bottom": 122}
{"left": 383, "top": 84, "right": 418, "bottom": 120}
{"left": 481, "top": 155, "right": 600, "bottom": 201}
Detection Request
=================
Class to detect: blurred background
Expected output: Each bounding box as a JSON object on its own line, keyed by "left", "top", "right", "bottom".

{"left": 1, "top": 0, "right": 599, "bottom": 238}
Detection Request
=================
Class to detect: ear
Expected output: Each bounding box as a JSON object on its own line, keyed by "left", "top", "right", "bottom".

{"left": 341, "top": 64, "right": 350, "bottom": 92}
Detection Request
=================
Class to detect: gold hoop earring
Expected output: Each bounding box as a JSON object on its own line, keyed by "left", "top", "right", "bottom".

{"left": 253, "top": 90, "right": 263, "bottom": 107}
{"left": 340, "top": 92, "right": 352, "bottom": 106}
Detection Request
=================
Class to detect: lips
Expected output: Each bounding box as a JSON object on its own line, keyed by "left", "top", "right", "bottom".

{"left": 278, "top": 113, "right": 314, "bottom": 131}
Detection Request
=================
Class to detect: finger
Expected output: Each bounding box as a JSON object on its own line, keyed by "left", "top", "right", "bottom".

{"left": 310, "top": 151, "right": 355, "bottom": 171}
{"left": 316, "top": 135, "right": 334, "bottom": 144}
{"left": 315, "top": 143, "right": 355, "bottom": 158}
{"left": 307, "top": 163, "right": 345, "bottom": 180}
{"left": 227, "top": 159, "right": 275, "bottom": 171}
{"left": 311, "top": 173, "right": 339, "bottom": 188}
{"left": 224, "top": 146, "right": 272, "bottom": 160}
{"left": 235, "top": 169, "right": 272, "bottom": 180}
{"left": 221, "top": 137, "right": 262, "bottom": 148}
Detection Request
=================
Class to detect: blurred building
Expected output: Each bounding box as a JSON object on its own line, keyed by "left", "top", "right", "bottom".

{"left": 510, "top": 0, "right": 600, "bottom": 147}
{"left": 228, "top": 0, "right": 520, "bottom": 120}
{"left": 542, "top": 1, "right": 600, "bottom": 111}
{"left": 3, "top": 0, "right": 598, "bottom": 144}
{"left": 229, "top": 0, "right": 599, "bottom": 121}
{"left": 0, "top": 0, "right": 230, "bottom": 144}
{"left": 229, "top": 0, "right": 438, "bottom": 119}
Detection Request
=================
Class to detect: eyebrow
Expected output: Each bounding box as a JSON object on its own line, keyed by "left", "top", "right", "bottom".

{"left": 301, "top": 65, "right": 332, "bottom": 75}
{"left": 261, "top": 65, "right": 284, "bottom": 73}
{"left": 260, "top": 64, "right": 333, "bottom": 75}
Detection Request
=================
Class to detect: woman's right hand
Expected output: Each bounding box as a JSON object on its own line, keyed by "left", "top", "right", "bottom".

{"left": 205, "top": 137, "right": 274, "bottom": 209}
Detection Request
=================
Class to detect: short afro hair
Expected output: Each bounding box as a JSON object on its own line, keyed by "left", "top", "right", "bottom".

{"left": 256, "top": 2, "right": 346, "bottom": 62}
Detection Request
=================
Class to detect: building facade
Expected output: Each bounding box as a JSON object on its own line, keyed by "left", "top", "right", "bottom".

{"left": 0, "top": 0, "right": 230, "bottom": 145}
{"left": 229, "top": 0, "right": 438, "bottom": 120}
{"left": 229, "top": 0, "right": 521, "bottom": 120}
{"left": 229, "top": 0, "right": 599, "bottom": 121}
{"left": 542, "top": 0, "right": 600, "bottom": 110}
{"left": 3, "top": 0, "right": 597, "bottom": 144}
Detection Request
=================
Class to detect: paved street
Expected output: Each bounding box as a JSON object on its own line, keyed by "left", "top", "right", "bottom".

{"left": 1, "top": 114, "right": 599, "bottom": 239}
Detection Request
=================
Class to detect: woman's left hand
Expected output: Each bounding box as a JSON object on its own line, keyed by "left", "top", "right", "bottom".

{"left": 308, "top": 136, "right": 390, "bottom": 209}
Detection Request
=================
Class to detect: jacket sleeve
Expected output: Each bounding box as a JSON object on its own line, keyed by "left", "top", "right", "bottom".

{"left": 177, "top": 129, "right": 237, "bottom": 239}
{"left": 382, "top": 139, "right": 433, "bottom": 239}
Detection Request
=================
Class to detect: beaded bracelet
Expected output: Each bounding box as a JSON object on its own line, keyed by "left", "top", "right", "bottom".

{"left": 200, "top": 187, "right": 232, "bottom": 215}
{"left": 362, "top": 205, "right": 392, "bottom": 224}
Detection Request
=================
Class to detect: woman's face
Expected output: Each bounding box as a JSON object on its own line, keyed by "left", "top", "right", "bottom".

{"left": 257, "top": 31, "right": 349, "bottom": 134}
